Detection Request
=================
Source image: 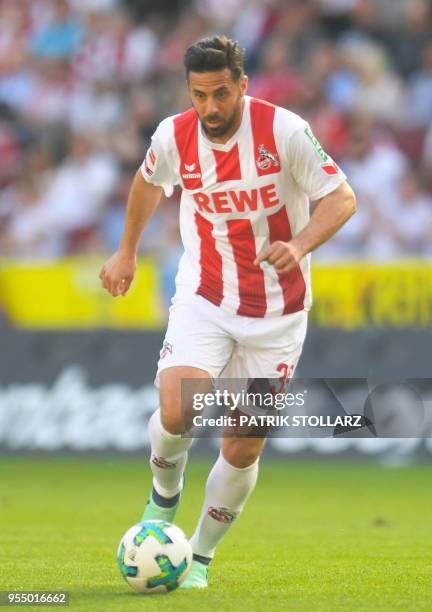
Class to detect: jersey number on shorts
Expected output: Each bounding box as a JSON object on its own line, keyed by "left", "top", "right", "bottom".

{"left": 271, "top": 362, "right": 294, "bottom": 395}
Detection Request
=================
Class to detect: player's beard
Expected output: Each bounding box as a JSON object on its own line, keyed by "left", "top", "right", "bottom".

{"left": 201, "top": 98, "right": 242, "bottom": 138}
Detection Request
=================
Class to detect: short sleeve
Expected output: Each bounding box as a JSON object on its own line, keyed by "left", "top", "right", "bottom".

{"left": 288, "top": 123, "right": 347, "bottom": 201}
{"left": 141, "top": 122, "right": 177, "bottom": 198}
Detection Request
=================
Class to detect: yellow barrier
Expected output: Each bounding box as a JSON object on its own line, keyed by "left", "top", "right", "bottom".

{"left": 311, "top": 262, "right": 432, "bottom": 328}
{"left": 0, "top": 259, "right": 430, "bottom": 328}
{"left": 0, "top": 257, "right": 165, "bottom": 329}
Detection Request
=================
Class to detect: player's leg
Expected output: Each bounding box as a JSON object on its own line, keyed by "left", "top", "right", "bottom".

{"left": 142, "top": 365, "right": 212, "bottom": 523}
{"left": 142, "top": 297, "right": 235, "bottom": 524}
{"left": 181, "top": 399, "right": 267, "bottom": 589}
{"left": 182, "top": 311, "right": 308, "bottom": 588}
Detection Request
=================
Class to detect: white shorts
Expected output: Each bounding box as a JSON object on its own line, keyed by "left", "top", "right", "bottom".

{"left": 156, "top": 293, "right": 307, "bottom": 386}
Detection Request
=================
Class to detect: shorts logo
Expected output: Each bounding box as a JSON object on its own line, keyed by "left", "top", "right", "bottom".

{"left": 208, "top": 506, "right": 238, "bottom": 523}
{"left": 256, "top": 144, "right": 279, "bottom": 170}
{"left": 182, "top": 162, "right": 201, "bottom": 179}
{"left": 159, "top": 341, "right": 173, "bottom": 360}
{"left": 151, "top": 454, "right": 176, "bottom": 469}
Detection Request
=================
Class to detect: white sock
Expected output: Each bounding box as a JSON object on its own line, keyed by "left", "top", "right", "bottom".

{"left": 148, "top": 409, "right": 193, "bottom": 498}
{"left": 189, "top": 451, "right": 259, "bottom": 559}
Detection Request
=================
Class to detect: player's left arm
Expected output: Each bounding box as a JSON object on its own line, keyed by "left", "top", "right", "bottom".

{"left": 255, "top": 119, "right": 356, "bottom": 276}
{"left": 254, "top": 181, "right": 356, "bottom": 275}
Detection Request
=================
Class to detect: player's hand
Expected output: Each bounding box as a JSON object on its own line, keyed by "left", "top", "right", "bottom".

{"left": 254, "top": 241, "right": 303, "bottom": 276}
{"left": 99, "top": 251, "right": 137, "bottom": 297}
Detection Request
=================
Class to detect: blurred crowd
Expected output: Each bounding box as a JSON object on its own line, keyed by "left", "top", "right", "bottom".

{"left": 1, "top": 0, "right": 432, "bottom": 276}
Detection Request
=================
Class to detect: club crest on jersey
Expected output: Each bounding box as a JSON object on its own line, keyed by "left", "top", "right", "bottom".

{"left": 182, "top": 162, "right": 201, "bottom": 179}
{"left": 256, "top": 144, "right": 279, "bottom": 170}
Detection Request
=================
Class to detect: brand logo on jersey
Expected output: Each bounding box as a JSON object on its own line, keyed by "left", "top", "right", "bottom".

{"left": 182, "top": 162, "right": 201, "bottom": 180}
{"left": 144, "top": 147, "right": 156, "bottom": 176}
{"left": 193, "top": 184, "right": 280, "bottom": 214}
{"left": 304, "top": 126, "right": 329, "bottom": 162}
{"left": 256, "top": 144, "right": 280, "bottom": 170}
{"left": 321, "top": 161, "right": 339, "bottom": 176}
{"left": 144, "top": 161, "right": 153, "bottom": 176}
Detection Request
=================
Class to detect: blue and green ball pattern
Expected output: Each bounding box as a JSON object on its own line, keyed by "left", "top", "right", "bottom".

{"left": 117, "top": 521, "right": 188, "bottom": 592}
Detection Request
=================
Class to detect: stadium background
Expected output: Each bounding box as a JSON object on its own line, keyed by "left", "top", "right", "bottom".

{"left": 1, "top": 1, "right": 431, "bottom": 609}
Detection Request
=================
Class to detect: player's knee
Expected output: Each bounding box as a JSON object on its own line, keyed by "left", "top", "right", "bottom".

{"left": 158, "top": 376, "right": 184, "bottom": 434}
{"left": 159, "top": 402, "right": 185, "bottom": 435}
{"left": 159, "top": 387, "right": 196, "bottom": 435}
{"left": 159, "top": 367, "right": 212, "bottom": 435}
{"left": 222, "top": 438, "right": 264, "bottom": 468}
{"left": 160, "top": 411, "right": 184, "bottom": 435}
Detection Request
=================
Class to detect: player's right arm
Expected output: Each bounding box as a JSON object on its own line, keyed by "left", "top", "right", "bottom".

{"left": 100, "top": 119, "right": 177, "bottom": 297}
{"left": 99, "top": 171, "right": 163, "bottom": 297}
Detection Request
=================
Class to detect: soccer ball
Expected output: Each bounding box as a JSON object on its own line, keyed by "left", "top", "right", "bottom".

{"left": 117, "top": 520, "right": 192, "bottom": 594}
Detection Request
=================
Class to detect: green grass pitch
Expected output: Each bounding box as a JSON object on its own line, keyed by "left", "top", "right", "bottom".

{"left": 1, "top": 456, "right": 431, "bottom": 611}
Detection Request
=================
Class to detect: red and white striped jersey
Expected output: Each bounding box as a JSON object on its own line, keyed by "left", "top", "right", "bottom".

{"left": 141, "top": 96, "right": 346, "bottom": 318}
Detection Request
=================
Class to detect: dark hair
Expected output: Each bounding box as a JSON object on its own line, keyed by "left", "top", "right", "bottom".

{"left": 184, "top": 35, "right": 245, "bottom": 82}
